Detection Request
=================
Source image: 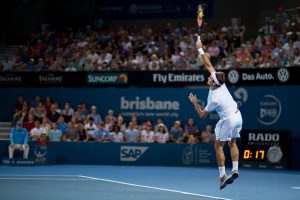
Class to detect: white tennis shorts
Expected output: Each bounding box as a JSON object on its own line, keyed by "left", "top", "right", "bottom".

{"left": 215, "top": 110, "right": 243, "bottom": 141}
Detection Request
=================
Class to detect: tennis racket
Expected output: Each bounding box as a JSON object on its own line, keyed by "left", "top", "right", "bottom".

{"left": 196, "top": 3, "right": 204, "bottom": 41}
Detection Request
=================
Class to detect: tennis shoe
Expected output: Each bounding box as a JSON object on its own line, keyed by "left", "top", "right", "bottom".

{"left": 228, "top": 170, "right": 239, "bottom": 184}
{"left": 219, "top": 174, "right": 231, "bottom": 190}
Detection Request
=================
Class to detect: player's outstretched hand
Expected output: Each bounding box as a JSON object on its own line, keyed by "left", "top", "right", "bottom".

{"left": 189, "top": 93, "right": 198, "bottom": 105}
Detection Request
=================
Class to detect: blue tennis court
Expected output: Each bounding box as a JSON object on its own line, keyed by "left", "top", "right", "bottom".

{"left": 0, "top": 165, "right": 299, "bottom": 200}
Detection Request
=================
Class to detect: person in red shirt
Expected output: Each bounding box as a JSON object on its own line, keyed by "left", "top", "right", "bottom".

{"left": 23, "top": 114, "right": 35, "bottom": 133}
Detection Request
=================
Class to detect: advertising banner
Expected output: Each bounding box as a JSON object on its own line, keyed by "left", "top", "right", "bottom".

{"left": 240, "top": 130, "right": 290, "bottom": 169}
{"left": 96, "top": 0, "right": 213, "bottom": 19}
{"left": 0, "top": 67, "right": 299, "bottom": 88}
{"left": 0, "top": 141, "right": 217, "bottom": 167}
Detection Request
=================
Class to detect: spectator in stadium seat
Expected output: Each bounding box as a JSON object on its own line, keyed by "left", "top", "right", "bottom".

{"left": 57, "top": 116, "right": 68, "bottom": 134}
{"left": 30, "top": 120, "right": 47, "bottom": 141}
{"left": 44, "top": 96, "right": 52, "bottom": 113}
{"left": 2, "top": 56, "right": 13, "bottom": 71}
{"left": 13, "top": 104, "right": 29, "bottom": 125}
{"left": 53, "top": 102, "right": 62, "bottom": 114}
{"left": 187, "top": 53, "right": 201, "bottom": 70}
{"left": 23, "top": 114, "right": 35, "bottom": 132}
{"left": 169, "top": 120, "right": 184, "bottom": 143}
{"left": 62, "top": 102, "right": 74, "bottom": 123}
{"left": 154, "top": 123, "right": 169, "bottom": 144}
{"left": 124, "top": 122, "right": 139, "bottom": 143}
{"left": 73, "top": 111, "right": 85, "bottom": 124}
{"left": 148, "top": 54, "right": 160, "bottom": 70}
{"left": 77, "top": 123, "right": 88, "bottom": 141}
{"left": 64, "top": 61, "right": 77, "bottom": 72}
{"left": 103, "top": 116, "right": 113, "bottom": 132}
{"left": 106, "top": 109, "right": 116, "bottom": 125}
{"left": 200, "top": 124, "right": 214, "bottom": 143}
{"left": 41, "top": 117, "right": 51, "bottom": 134}
{"left": 47, "top": 104, "right": 60, "bottom": 123}
{"left": 116, "top": 116, "right": 126, "bottom": 132}
{"left": 14, "top": 96, "right": 24, "bottom": 112}
{"left": 140, "top": 121, "right": 155, "bottom": 143}
{"left": 30, "top": 95, "right": 41, "bottom": 109}
{"left": 80, "top": 103, "right": 89, "bottom": 116}
{"left": 154, "top": 118, "right": 165, "bottom": 133}
{"left": 291, "top": 47, "right": 300, "bottom": 66}
{"left": 75, "top": 104, "right": 85, "bottom": 118}
{"left": 109, "top": 125, "right": 124, "bottom": 143}
{"left": 34, "top": 103, "right": 46, "bottom": 123}
{"left": 88, "top": 105, "right": 102, "bottom": 125}
{"left": 62, "top": 121, "right": 80, "bottom": 142}
{"left": 9, "top": 121, "right": 29, "bottom": 159}
{"left": 84, "top": 116, "right": 98, "bottom": 141}
{"left": 48, "top": 122, "right": 62, "bottom": 142}
{"left": 207, "top": 40, "right": 221, "bottom": 66}
{"left": 184, "top": 117, "right": 200, "bottom": 139}
{"left": 174, "top": 52, "right": 188, "bottom": 70}
{"left": 93, "top": 122, "right": 111, "bottom": 142}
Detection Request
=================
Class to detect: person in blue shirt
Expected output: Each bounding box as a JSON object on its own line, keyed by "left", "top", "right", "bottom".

{"left": 9, "top": 121, "right": 29, "bottom": 159}
{"left": 57, "top": 116, "right": 68, "bottom": 134}
{"left": 124, "top": 122, "right": 139, "bottom": 143}
{"left": 93, "top": 122, "right": 111, "bottom": 142}
{"left": 48, "top": 122, "right": 62, "bottom": 142}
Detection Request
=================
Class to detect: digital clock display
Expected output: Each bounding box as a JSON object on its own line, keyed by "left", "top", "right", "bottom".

{"left": 241, "top": 130, "right": 290, "bottom": 169}
{"left": 243, "top": 149, "right": 265, "bottom": 160}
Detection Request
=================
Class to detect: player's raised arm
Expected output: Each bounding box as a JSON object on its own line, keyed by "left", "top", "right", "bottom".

{"left": 196, "top": 37, "right": 216, "bottom": 73}
{"left": 188, "top": 93, "right": 208, "bottom": 118}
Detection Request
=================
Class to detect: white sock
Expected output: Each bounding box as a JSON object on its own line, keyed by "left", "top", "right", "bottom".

{"left": 219, "top": 166, "right": 226, "bottom": 177}
{"left": 232, "top": 161, "right": 239, "bottom": 171}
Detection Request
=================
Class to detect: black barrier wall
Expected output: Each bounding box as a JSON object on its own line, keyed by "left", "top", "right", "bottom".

{"left": 0, "top": 67, "right": 297, "bottom": 88}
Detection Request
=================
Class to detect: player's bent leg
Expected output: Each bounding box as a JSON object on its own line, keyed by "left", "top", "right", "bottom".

{"left": 228, "top": 139, "right": 239, "bottom": 183}
{"left": 215, "top": 141, "right": 231, "bottom": 189}
{"left": 215, "top": 141, "right": 225, "bottom": 167}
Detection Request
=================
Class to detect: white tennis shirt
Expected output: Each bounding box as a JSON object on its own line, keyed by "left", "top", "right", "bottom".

{"left": 205, "top": 84, "right": 238, "bottom": 120}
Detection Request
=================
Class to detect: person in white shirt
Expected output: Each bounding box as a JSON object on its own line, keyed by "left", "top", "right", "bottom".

{"left": 84, "top": 117, "right": 98, "bottom": 141}
{"left": 189, "top": 37, "right": 243, "bottom": 190}
{"left": 154, "top": 123, "right": 169, "bottom": 144}
{"left": 109, "top": 125, "right": 124, "bottom": 142}
{"left": 30, "top": 120, "right": 47, "bottom": 141}
{"left": 140, "top": 122, "right": 155, "bottom": 143}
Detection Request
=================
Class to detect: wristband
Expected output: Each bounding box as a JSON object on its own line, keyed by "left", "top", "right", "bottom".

{"left": 198, "top": 48, "right": 205, "bottom": 55}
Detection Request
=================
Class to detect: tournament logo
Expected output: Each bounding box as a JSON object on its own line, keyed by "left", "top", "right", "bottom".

{"left": 34, "top": 142, "right": 48, "bottom": 164}
{"left": 182, "top": 145, "right": 194, "bottom": 165}
{"left": 277, "top": 68, "right": 289, "bottom": 83}
{"left": 0, "top": 73, "right": 22, "bottom": 85}
{"left": 233, "top": 87, "right": 248, "bottom": 107}
{"left": 39, "top": 73, "right": 63, "bottom": 85}
{"left": 87, "top": 73, "right": 128, "bottom": 84}
{"left": 227, "top": 70, "right": 239, "bottom": 84}
{"left": 120, "top": 146, "right": 148, "bottom": 161}
{"left": 257, "top": 95, "right": 281, "bottom": 126}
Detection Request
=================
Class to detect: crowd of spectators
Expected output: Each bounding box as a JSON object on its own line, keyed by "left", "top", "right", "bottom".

{"left": 1, "top": 6, "right": 300, "bottom": 72}
{"left": 13, "top": 95, "right": 214, "bottom": 144}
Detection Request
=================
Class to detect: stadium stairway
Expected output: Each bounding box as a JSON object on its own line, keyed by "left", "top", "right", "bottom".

{"left": 0, "top": 122, "right": 12, "bottom": 140}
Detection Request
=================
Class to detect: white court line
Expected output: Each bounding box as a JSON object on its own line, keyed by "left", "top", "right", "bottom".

{"left": 79, "top": 175, "right": 232, "bottom": 200}
{"left": 291, "top": 187, "right": 300, "bottom": 189}
{"left": 0, "top": 177, "right": 93, "bottom": 181}
{"left": 0, "top": 174, "right": 78, "bottom": 177}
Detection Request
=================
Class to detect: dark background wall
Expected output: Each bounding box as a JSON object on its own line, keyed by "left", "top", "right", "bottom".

{"left": 1, "top": 0, "right": 299, "bottom": 44}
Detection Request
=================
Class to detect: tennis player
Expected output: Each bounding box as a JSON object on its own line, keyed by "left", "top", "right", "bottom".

{"left": 189, "top": 38, "right": 243, "bottom": 190}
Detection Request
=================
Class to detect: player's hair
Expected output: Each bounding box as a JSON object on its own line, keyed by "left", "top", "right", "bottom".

{"left": 215, "top": 72, "right": 226, "bottom": 86}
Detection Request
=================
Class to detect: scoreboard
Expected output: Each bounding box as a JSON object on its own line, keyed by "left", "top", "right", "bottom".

{"left": 241, "top": 130, "right": 290, "bottom": 169}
